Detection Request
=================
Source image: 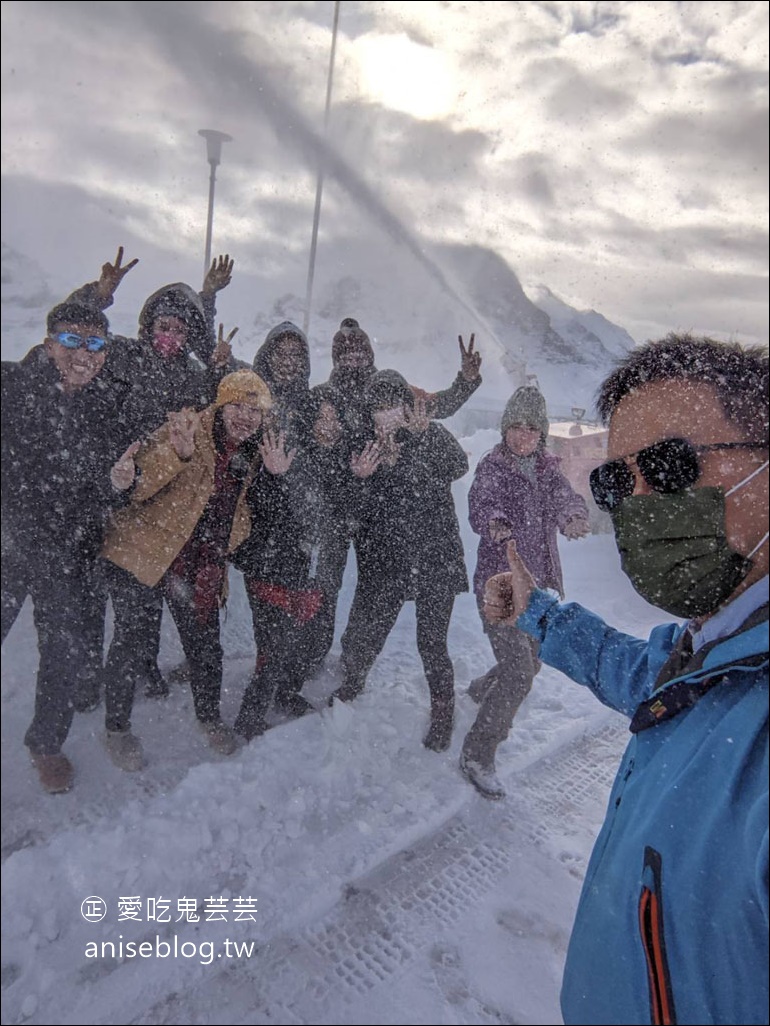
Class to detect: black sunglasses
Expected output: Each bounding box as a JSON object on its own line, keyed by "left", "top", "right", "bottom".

{"left": 589, "top": 438, "right": 764, "bottom": 512}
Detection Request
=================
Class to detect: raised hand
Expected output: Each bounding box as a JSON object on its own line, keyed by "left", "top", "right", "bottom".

{"left": 489, "top": 518, "right": 512, "bottom": 543}
{"left": 563, "top": 517, "right": 591, "bottom": 541}
{"left": 167, "top": 408, "right": 199, "bottom": 460}
{"left": 482, "top": 540, "right": 536, "bottom": 627}
{"left": 202, "top": 254, "right": 234, "bottom": 295}
{"left": 351, "top": 440, "right": 383, "bottom": 479}
{"left": 96, "top": 246, "right": 139, "bottom": 301}
{"left": 404, "top": 395, "right": 430, "bottom": 434}
{"left": 259, "top": 428, "right": 296, "bottom": 476}
{"left": 212, "top": 322, "right": 238, "bottom": 369}
{"left": 313, "top": 400, "right": 343, "bottom": 447}
{"left": 111, "top": 441, "right": 141, "bottom": 491}
{"left": 459, "top": 333, "right": 481, "bottom": 382}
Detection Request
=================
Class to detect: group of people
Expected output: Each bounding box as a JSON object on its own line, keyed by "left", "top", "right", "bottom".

{"left": 6, "top": 246, "right": 584, "bottom": 800}
{"left": 2, "top": 244, "right": 767, "bottom": 1024}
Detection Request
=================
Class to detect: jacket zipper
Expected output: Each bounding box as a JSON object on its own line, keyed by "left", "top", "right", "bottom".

{"left": 638, "top": 846, "right": 677, "bottom": 1025}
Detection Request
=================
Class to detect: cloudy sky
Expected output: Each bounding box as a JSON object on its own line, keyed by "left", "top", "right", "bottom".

{"left": 1, "top": 0, "right": 768, "bottom": 345}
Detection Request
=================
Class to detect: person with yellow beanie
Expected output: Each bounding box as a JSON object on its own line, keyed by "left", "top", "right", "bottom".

{"left": 100, "top": 368, "right": 293, "bottom": 769}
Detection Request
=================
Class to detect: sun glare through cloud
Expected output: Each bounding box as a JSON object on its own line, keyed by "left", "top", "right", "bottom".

{"left": 357, "top": 32, "right": 456, "bottom": 120}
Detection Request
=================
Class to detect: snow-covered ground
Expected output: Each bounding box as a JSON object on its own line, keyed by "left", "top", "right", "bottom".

{"left": 1, "top": 429, "right": 670, "bottom": 1026}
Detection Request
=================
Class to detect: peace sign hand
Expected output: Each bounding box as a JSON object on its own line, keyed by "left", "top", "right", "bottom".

{"left": 96, "top": 246, "right": 139, "bottom": 301}
{"left": 459, "top": 333, "right": 481, "bottom": 382}
{"left": 111, "top": 441, "right": 141, "bottom": 491}
{"left": 212, "top": 323, "right": 238, "bottom": 369}
{"left": 167, "top": 408, "right": 199, "bottom": 460}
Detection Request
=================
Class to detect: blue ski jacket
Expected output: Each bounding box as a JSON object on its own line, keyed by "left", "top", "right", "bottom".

{"left": 517, "top": 589, "right": 769, "bottom": 1026}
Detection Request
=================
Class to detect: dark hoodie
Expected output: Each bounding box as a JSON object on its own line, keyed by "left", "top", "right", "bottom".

{"left": 251, "top": 321, "right": 320, "bottom": 448}
{"left": 234, "top": 322, "right": 325, "bottom": 588}
{"left": 312, "top": 319, "right": 376, "bottom": 444}
{"left": 66, "top": 280, "right": 218, "bottom": 443}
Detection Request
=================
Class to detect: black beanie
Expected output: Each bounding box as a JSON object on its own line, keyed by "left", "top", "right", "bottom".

{"left": 332, "top": 318, "right": 374, "bottom": 367}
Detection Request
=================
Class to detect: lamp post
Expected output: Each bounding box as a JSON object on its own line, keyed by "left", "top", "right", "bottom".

{"left": 198, "top": 129, "right": 232, "bottom": 279}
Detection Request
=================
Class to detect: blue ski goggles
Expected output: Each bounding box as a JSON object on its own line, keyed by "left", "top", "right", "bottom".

{"left": 54, "top": 331, "right": 108, "bottom": 353}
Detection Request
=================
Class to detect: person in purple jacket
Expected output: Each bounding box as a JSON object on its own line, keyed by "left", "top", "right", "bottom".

{"left": 460, "top": 385, "right": 590, "bottom": 799}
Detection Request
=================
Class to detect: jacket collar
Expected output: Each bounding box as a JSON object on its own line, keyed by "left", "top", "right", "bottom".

{"left": 631, "top": 606, "right": 768, "bottom": 733}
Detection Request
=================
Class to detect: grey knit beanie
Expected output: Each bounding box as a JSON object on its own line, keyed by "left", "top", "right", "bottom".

{"left": 500, "top": 386, "right": 549, "bottom": 440}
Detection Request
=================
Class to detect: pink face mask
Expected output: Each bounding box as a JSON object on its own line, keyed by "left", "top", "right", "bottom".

{"left": 152, "top": 332, "right": 186, "bottom": 358}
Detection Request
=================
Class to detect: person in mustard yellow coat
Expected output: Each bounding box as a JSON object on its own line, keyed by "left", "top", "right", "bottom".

{"left": 101, "top": 369, "right": 294, "bottom": 769}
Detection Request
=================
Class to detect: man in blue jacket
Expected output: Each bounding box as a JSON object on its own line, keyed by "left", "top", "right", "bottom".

{"left": 482, "top": 334, "right": 768, "bottom": 1025}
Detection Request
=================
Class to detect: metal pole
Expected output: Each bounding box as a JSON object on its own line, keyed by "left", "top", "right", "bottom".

{"left": 198, "top": 129, "right": 232, "bottom": 281}
{"left": 303, "top": 0, "right": 341, "bottom": 335}
{"left": 203, "top": 162, "right": 217, "bottom": 279}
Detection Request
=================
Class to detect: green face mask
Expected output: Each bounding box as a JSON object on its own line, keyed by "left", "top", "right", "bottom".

{"left": 611, "top": 487, "right": 754, "bottom": 619}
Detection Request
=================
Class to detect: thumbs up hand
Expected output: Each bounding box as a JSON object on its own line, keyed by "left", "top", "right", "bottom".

{"left": 482, "top": 540, "right": 536, "bottom": 627}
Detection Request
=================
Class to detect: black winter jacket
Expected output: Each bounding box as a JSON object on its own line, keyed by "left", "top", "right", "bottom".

{"left": 311, "top": 369, "right": 480, "bottom": 523}
{"left": 354, "top": 423, "right": 469, "bottom": 600}
{"left": 1, "top": 346, "right": 133, "bottom": 574}
{"left": 230, "top": 453, "right": 323, "bottom": 590}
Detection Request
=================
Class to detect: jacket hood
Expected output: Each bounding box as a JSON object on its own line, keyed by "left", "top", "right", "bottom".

{"left": 138, "top": 283, "right": 209, "bottom": 354}
{"left": 252, "top": 321, "right": 310, "bottom": 388}
{"left": 365, "top": 369, "right": 415, "bottom": 411}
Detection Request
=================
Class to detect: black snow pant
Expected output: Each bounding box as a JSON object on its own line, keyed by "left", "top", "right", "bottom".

{"left": 339, "top": 582, "right": 456, "bottom": 722}
{"left": 8, "top": 549, "right": 108, "bottom": 755}
{"left": 104, "top": 564, "right": 223, "bottom": 733}
{"left": 300, "top": 513, "right": 359, "bottom": 674}
{"left": 234, "top": 583, "right": 320, "bottom": 738}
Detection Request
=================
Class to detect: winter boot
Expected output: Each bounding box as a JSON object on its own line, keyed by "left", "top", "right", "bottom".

{"left": 273, "top": 689, "right": 314, "bottom": 719}
{"left": 199, "top": 719, "right": 238, "bottom": 756}
{"left": 234, "top": 676, "right": 271, "bottom": 741}
{"left": 104, "top": 729, "right": 145, "bottom": 772}
{"left": 423, "top": 693, "right": 455, "bottom": 753}
{"left": 329, "top": 674, "right": 366, "bottom": 705}
{"left": 459, "top": 750, "right": 506, "bottom": 801}
{"left": 31, "top": 752, "right": 74, "bottom": 794}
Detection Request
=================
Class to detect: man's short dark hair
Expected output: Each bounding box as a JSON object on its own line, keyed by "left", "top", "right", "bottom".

{"left": 46, "top": 302, "right": 109, "bottom": 337}
{"left": 597, "top": 333, "right": 769, "bottom": 445}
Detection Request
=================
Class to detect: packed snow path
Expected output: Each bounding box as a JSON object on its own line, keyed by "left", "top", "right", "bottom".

{"left": 3, "top": 522, "right": 667, "bottom": 1025}
{"left": 129, "top": 720, "right": 626, "bottom": 1026}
